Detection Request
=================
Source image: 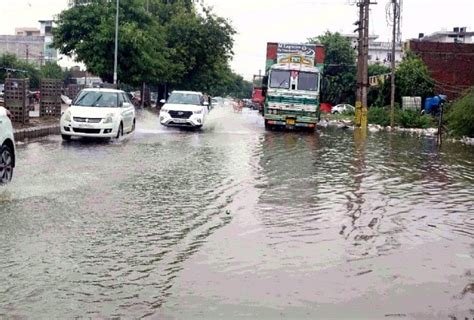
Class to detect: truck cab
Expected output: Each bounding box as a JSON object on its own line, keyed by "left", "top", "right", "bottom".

{"left": 264, "top": 63, "right": 321, "bottom": 130}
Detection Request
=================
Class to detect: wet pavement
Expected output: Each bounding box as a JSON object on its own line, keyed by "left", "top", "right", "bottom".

{"left": 1, "top": 106, "right": 473, "bottom": 319}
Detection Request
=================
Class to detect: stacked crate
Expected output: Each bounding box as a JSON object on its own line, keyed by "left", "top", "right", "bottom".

{"left": 40, "top": 79, "right": 62, "bottom": 117}
{"left": 67, "top": 84, "right": 84, "bottom": 101}
{"left": 4, "top": 78, "right": 29, "bottom": 124}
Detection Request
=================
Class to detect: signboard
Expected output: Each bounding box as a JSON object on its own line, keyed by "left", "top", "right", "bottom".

{"left": 277, "top": 43, "right": 316, "bottom": 66}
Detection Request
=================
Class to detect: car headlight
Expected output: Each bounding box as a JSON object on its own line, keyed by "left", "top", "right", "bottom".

{"left": 103, "top": 113, "right": 114, "bottom": 124}
{"left": 160, "top": 108, "right": 168, "bottom": 113}
{"left": 63, "top": 110, "right": 71, "bottom": 122}
{"left": 194, "top": 109, "right": 203, "bottom": 114}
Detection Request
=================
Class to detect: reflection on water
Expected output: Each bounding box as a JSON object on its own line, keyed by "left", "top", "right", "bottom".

{"left": 0, "top": 108, "right": 473, "bottom": 318}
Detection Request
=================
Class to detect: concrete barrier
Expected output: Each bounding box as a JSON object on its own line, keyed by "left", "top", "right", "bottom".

{"left": 13, "top": 125, "right": 60, "bottom": 141}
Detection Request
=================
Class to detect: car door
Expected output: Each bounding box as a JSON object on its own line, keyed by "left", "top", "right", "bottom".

{"left": 119, "top": 93, "right": 134, "bottom": 132}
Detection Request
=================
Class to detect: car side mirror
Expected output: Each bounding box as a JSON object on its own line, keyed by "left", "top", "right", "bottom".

{"left": 160, "top": 99, "right": 166, "bottom": 104}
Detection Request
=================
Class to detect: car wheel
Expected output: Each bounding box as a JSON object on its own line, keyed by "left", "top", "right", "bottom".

{"left": 61, "top": 134, "right": 71, "bottom": 141}
{"left": 116, "top": 122, "right": 123, "bottom": 139}
{"left": 131, "top": 119, "right": 136, "bottom": 132}
{"left": 0, "top": 145, "right": 14, "bottom": 184}
{"left": 333, "top": 111, "right": 339, "bottom": 114}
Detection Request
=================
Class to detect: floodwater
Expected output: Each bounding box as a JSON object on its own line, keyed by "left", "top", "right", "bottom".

{"left": 1, "top": 107, "right": 473, "bottom": 319}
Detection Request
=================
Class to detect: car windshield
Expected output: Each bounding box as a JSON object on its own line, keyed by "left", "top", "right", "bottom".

{"left": 168, "top": 92, "right": 202, "bottom": 105}
{"left": 74, "top": 91, "right": 119, "bottom": 107}
{"left": 298, "top": 72, "right": 319, "bottom": 91}
{"left": 270, "top": 70, "right": 290, "bottom": 89}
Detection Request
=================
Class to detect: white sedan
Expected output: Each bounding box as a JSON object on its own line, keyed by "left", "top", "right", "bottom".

{"left": 0, "top": 107, "right": 15, "bottom": 184}
{"left": 159, "top": 91, "right": 208, "bottom": 129}
{"left": 60, "top": 88, "right": 136, "bottom": 141}
{"left": 332, "top": 104, "right": 355, "bottom": 114}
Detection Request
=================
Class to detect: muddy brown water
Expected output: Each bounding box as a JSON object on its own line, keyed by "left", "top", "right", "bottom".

{"left": 1, "top": 107, "right": 473, "bottom": 319}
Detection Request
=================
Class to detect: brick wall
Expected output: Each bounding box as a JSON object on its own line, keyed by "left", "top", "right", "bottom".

{"left": 408, "top": 40, "right": 474, "bottom": 100}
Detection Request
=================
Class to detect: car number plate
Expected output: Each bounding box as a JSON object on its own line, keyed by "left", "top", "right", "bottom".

{"left": 286, "top": 119, "right": 295, "bottom": 125}
{"left": 173, "top": 119, "right": 187, "bottom": 123}
{"left": 78, "top": 123, "right": 93, "bottom": 128}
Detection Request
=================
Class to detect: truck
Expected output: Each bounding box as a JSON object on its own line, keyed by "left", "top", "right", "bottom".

{"left": 262, "top": 42, "right": 325, "bottom": 131}
{"left": 251, "top": 74, "right": 265, "bottom": 112}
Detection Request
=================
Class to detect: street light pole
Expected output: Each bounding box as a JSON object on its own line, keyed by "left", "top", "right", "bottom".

{"left": 113, "top": 0, "right": 119, "bottom": 85}
{"left": 390, "top": 0, "right": 397, "bottom": 127}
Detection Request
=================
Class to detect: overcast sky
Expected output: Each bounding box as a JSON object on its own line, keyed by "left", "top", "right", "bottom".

{"left": 1, "top": 0, "right": 473, "bottom": 80}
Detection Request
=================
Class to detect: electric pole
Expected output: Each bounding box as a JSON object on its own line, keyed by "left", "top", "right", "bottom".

{"left": 113, "top": 0, "right": 119, "bottom": 85}
{"left": 355, "top": 1, "right": 364, "bottom": 127}
{"left": 361, "top": 1, "right": 370, "bottom": 128}
{"left": 390, "top": 0, "right": 397, "bottom": 127}
{"left": 355, "top": 0, "right": 376, "bottom": 128}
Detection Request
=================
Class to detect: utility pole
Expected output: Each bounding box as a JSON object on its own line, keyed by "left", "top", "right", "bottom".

{"left": 355, "top": 0, "right": 375, "bottom": 128}
{"left": 355, "top": 1, "right": 364, "bottom": 127}
{"left": 25, "top": 45, "right": 29, "bottom": 63}
{"left": 390, "top": 0, "right": 397, "bottom": 127}
{"left": 113, "top": 0, "right": 119, "bottom": 85}
{"left": 361, "top": 0, "right": 370, "bottom": 128}
{"left": 355, "top": 0, "right": 366, "bottom": 127}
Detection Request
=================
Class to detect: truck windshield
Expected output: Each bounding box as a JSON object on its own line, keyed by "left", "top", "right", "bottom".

{"left": 298, "top": 72, "right": 319, "bottom": 91}
{"left": 168, "top": 92, "right": 202, "bottom": 105}
{"left": 270, "top": 70, "right": 290, "bottom": 89}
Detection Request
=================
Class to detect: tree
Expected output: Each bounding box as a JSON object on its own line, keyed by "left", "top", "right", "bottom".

{"left": 395, "top": 51, "right": 435, "bottom": 101}
{"left": 40, "top": 62, "right": 64, "bottom": 79}
{"left": 368, "top": 64, "right": 390, "bottom": 107}
{"left": 54, "top": 0, "right": 171, "bottom": 86}
{"left": 53, "top": 0, "right": 236, "bottom": 93}
{"left": 309, "top": 32, "right": 356, "bottom": 105}
{"left": 0, "top": 53, "right": 41, "bottom": 89}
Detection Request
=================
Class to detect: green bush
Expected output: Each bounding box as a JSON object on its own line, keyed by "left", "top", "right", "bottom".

{"left": 446, "top": 89, "right": 474, "bottom": 138}
{"left": 368, "top": 107, "right": 391, "bottom": 126}
{"left": 397, "top": 109, "right": 432, "bottom": 128}
{"left": 368, "top": 106, "right": 434, "bottom": 128}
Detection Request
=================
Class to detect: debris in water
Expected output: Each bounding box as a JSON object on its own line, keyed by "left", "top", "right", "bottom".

{"left": 356, "top": 270, "right": 373, "bottom": 276}
{"left": 368, "top": 217, "right": 378, "bottom": 228}
{"left": 461, "top": 283, "right": 474, "bottom": 296}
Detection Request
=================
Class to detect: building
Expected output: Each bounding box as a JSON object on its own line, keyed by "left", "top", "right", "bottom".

{"left": 15, "top": 28, "right": 40, "bottom": 36}
{"left": 69, "top": 67, "right": 102, "bottom": 87}
{"left": 418, "top": 27, "right": 474, "bottom": 44}
{"left": 39, "top": 20, "right": 57, "bottom": 64}
{"left": 407, "top": 40, "right": 474, "bottom": 100}
{"left": 344, "top": 34, "right": 404, "bottom": 66}
{"left": 0, "top": 20, "right": 57, "bottom": 66}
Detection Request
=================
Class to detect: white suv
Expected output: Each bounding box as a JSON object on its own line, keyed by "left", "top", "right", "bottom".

{"left": 159, "top": 91, "right": 208, "bottom": 128}
{"left": 0, "top": 107, "right": 15, "bottom": 184}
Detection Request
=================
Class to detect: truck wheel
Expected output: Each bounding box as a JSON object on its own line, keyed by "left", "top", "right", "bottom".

{"left": 264, "top": 120, "right": 272, "bottom": 130}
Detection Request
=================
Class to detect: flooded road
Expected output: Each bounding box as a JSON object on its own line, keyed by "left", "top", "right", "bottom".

{"left": 1, "top": 107, "right": 473, "bottom": 319}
